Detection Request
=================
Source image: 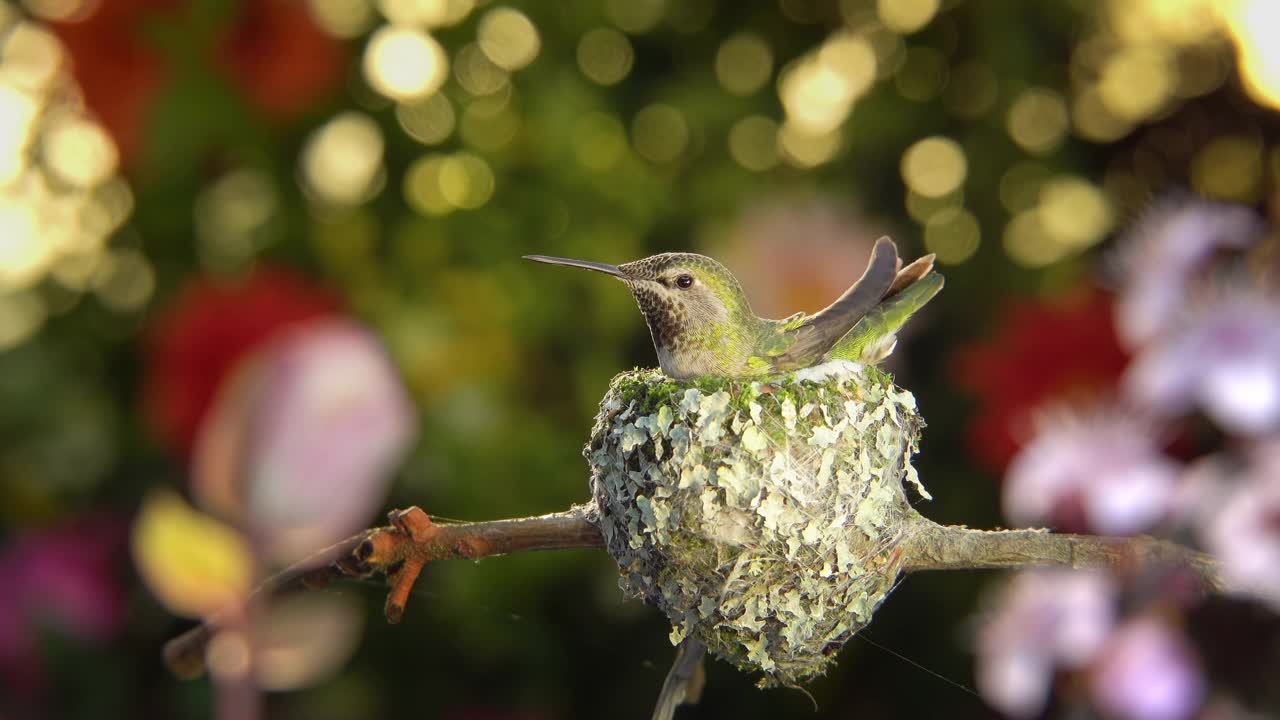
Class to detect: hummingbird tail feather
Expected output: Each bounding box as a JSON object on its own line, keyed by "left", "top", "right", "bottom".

{"left": 888, "top": 253, "right": 936, "bottom": 297}
{"left": 772, "top": 237, "right": 900, "bottom": 369}
{"left": 831, "top": 269, "right": 944, "bottom": 364}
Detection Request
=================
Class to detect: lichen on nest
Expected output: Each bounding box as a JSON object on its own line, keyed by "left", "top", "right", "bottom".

{"left": 585, "top": 360, "right": 930, "bottom": 687}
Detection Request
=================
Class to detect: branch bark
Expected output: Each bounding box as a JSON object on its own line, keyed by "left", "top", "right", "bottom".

{"left": 899, "top": 514, "right": 1225, "bottom": 592}
{"left": 162, "top": 506, "right": 603, "bottom": 679}
{"left": 163, "top": 505, "right": 1224, "bottom": 680}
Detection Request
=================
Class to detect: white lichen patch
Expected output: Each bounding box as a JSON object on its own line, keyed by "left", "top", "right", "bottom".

{"left": 585, "top": 363, "right": 928, "bottom": 686}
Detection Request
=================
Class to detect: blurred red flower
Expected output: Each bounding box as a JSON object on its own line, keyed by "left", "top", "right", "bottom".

{"left": 142, "top": 267, "right": 341, "bottom": 455}
{"left": 216, "top": 0, "right": 347, "bottom": 120}
{"left": 50, "top": 0, "right": 179, "bottom": 165}
{"left": 52, "top": 0, "right": 345, "bottom": 165}
{"left": 953, "top": 288, "right": 1129, "bottom": 472}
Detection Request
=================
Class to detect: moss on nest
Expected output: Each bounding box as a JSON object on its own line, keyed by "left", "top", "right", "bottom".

{"left": 586, "top": 360, "right": 929, "bottom": 686}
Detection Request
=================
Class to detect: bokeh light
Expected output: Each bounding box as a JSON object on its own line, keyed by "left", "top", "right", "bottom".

{"left": 1109, "top": 0, "right": 1219, "bottom": 45}
{"left": 716, "top": 32, "right": 774, "bottom": 96}
{"left": 301, "top": 112, "right": 386, "bottom": 205}
{"left": 877, "top": 0, "right": 941, "bottom": 34}
{"left": 0, "top": 289, "right": 44, "bottom": 348}
{"left": 0, "top": 15, "right": 134, "bottom": 349}
{"left": 631, "top": 104, "right": 689, "bottom": 165}
{"left": 924, "top": 206, "right": 981, "bottom": 264}
{"left": 363, "top": 26, "right": 449, "bottom": 101}
{"left": 577, "top": 28, "right": 634, "bottom": 86}
{"left": 905, "top": 188, "right": 961, "bottom": 224}
{"left": 728, "top": 115, "right": 779, "bottom": 172}
{"left": 21, "top": 0, "right": 90, "bottom": 21}
{"left": 404, "top": 151, "right": 495, "bottom": 214}
{"left": 778, "top": 121, "right": 841, "bottom": 168}
{"left": 1002, "top": 209, "right": 1058, "bottom": 268}
{"left": 1037, "top": 176, "right": 1114, "bottom": 251}
{"left": 901, "top": 136, "right": 967, "bottom": 198}
{"left": 459, "top": 97, "right": 520, "bottom": 152}
{"left": 1007, "top": 88, "right": 1069, "bottom": 155}
{"left": 396, "top": 93, "right": 456, "bottom": 145}
{"left": 93, "top": 247, "right": 156, "bottom": 313}
{"left": 195, "top": 169, "right": 280, "bottom": 272}
{"left": 375, "top": 0, "right": 473, "bottom": 28}
{"left": 454, "top": 43, "right": 509, "bottom": 96}
{"left": 477, "top": 7, "right": 540, "bottom": 71}
{"left": 404, "top": 154, "right": 452, "bottom": 216}
{"left": 606, "top": 0, "right": 666, "bottom": 34}
{"left": 1218, "top": 0, "right": 1280, "bottom": 110}
{"left": 43, "top": 116, "right": 119, "bottom": 187}
{"left": 307, "top": 0, "right": 376, "bottom": 38}
{"left": 1072, "top": 87, "right": 1133, "bottom": 143}
{"left": 998, "top": 163, "right": 1051, "bottom": 213}
{"left": 1098, "top": 46, "right": 1173, "bottom": 122}
{"left": 1191, "top": 135, "right": 1264, "bottom": 201}
{"left": 2, "top": 22, "right": 62, "bottom": 91}
{"left": 439, "top": 153, "right": 495, "bottom": 208}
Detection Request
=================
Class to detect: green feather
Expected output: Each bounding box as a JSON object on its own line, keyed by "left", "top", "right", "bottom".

{"left": 829, "top": 271, "right": 945, "bottom": 363}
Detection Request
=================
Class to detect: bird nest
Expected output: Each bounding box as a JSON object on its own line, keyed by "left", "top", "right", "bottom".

{"left": 585, "top": 361, "right": 930, "bottom": 686}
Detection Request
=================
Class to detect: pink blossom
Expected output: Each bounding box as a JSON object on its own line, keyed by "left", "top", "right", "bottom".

{"left": 194, "top": 318, "right": 418, "bottom": 564}
{"left": 1005, "top": 408, "right": 1180, "bottom": 535}
{"left": 976, "top": 570, "right": 1115, "bottom": 717}
{"left": 1125, "top": 291, "right": 1280, "bottom": 436}
{"left": 1112, "top": 197, "right": 1262, "bottom": 349}
{"left": 1198, "top": 444, "right": 1280, "bottom": 610}
{"left": 1090, "top": 617, "right": 1205, "bottom": 720}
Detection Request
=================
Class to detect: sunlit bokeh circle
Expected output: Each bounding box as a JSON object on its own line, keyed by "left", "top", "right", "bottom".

{"left": 363, "top": 26, "right": 449, "bottom": 101}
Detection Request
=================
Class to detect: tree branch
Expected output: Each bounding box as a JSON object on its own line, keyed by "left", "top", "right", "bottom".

{"left": 162, "top": 506, "right": 603, "bottom": 679}
{"left": 899, "top": 515, "right": 1225, "bottom": 592}
{"left": 163, "top": 505, "right": 1225, "bottom": 681}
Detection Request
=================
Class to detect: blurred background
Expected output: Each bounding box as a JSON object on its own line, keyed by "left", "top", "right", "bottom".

{"left": 2, "top": 0, "right": 1279, "bottom": 718}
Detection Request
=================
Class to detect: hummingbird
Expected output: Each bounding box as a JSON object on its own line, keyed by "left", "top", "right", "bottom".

{"left": 525, "top": 237, "right": 943, "bottom": 379}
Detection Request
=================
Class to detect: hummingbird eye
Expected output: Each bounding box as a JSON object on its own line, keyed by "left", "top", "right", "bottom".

{"left": 675, "top": 274, "right": 694, "bottom": 289}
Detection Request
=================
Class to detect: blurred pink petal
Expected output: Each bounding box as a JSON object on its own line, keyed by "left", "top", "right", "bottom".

{"left": 717, "top": 194, "right": 886, "bottom": 319}
{"left": 1113, "top": 197, "right": 1263, "bottom": 349}
{"left": 254, "top": 594, "right": 364, "bottom": 691}
{"left": 0, "top": 515, "right": 126, "bottom": 698}
{"left": 1199, "top": 444, "right": 1280, "bottom": 610}
{"left": 194, "top": 318, "right": 418, "bottom": 564}
{"left": 1005, "top": 408, "right": 1180, "bottom": 534}
{"left": 6, "top": 515, "right": 126, "bottom": 642}
{"left": 1090, "top": 617, "right": 1204, "bottom": 720}
{"left": 976, "top": 570, "right": 1115, "bottom": 717}
{"left": 979, "top": 646, "right": 1053, "bottom": 718}
{"left": 1125, "top": 290, "right": 1280, "bottom": 436}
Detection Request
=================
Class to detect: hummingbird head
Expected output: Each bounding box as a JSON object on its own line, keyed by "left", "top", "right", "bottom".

{"left": 525, "top": 252, "right": 755, "bottom": 377}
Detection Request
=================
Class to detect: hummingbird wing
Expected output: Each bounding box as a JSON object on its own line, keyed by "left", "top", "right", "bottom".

{"left": 829, "top": 261, "right": 944, "bottom": 363}
{"left": 651, "top": 637, "right": 706, "bottom": 720}
{"left": 770, "top": 236, "right": 899, "bottom": 370}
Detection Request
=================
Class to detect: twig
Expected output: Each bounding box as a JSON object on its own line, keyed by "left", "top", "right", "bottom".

{"left": 162, "top": 506, "right": 603, "bottom": 679}
{"left": 899, "top": 515, "right": 1225, "bottom": 592}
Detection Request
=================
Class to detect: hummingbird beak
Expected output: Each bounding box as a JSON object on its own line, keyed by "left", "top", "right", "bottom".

{"left": 523, "top": 255, "right": 628, "bottom": 279}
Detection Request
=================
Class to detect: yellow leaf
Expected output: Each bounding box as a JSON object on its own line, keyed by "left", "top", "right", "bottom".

{"left": 131, "top": 490, "right": 254, "bottom": 619}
